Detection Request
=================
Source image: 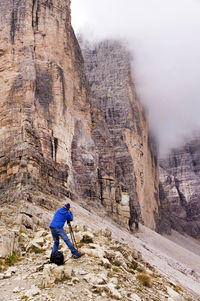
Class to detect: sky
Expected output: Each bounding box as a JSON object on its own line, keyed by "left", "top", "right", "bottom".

{"left": 71, "top": 0, "right": 200, "bottom": 156}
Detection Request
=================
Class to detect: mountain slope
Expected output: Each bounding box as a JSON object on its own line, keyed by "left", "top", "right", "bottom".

{"left": 0, "top": 199, "right": 199, "bottom": 300}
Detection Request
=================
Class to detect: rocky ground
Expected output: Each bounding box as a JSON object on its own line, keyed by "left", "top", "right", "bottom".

{"left": 0, "top": 199, "right": 200, "bottom": 300}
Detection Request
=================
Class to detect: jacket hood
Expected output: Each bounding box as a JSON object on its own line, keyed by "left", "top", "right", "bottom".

{"left": 59, "top": 207, "right": 68, "bottom": 214}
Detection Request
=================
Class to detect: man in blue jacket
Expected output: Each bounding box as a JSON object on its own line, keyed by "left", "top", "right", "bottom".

{"left": 50, "top": 203, "right": 84, "bottom": 259}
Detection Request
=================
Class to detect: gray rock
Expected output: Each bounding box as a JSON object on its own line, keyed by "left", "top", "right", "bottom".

{"left": 101, "top": 257, "right": 111, "bottom": 268}
{"left": 130, "top": 293, "right": 141, "bottom": 301}
{"left": 13, "top": 287, "right": 20, "bottom": 293}
{"left": 24, "top": 285, "right": 41, "bottom": 297}
{"left": 84, "top": 272, "right": 108, "bottom": 285}
{"left": 106, "top": 282, "right": 122, "bottom": 299}
{"left": 160, "top": 137, "right": 200, "bottom": 238}
{"left": 0, "top": 227, "right": 19, "bottom": 258}
{"left": 79, "top": 39, "right": 160, "bottom": 231}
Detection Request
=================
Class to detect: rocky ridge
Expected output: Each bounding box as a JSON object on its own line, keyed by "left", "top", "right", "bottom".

{"left": 160, "top": 136, "right": 200, "bottom": 238}
{"left": 0, "top": 200, "right": 198, "bottom": 301}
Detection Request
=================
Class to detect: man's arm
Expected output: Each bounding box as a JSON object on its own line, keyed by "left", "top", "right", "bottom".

{"left": 67, "top": 210, "right": 73, "bottom": 222}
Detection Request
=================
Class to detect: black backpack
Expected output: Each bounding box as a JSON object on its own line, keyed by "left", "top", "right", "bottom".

{"left": 50, "top": 251, "right": 64, "bottom": 265}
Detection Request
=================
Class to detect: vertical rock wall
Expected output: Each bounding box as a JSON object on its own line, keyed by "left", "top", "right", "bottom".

{"left": 0, "top": 0, "right": 93, "bottom": 203}
{"left": 81, "top": 40, "right": 160, "bottom": 230}
{"left": 0, "top": 1, "right": 162, "bottom": 232}
{"left": 160, "top": 137, "right": 200, "bottom": 238}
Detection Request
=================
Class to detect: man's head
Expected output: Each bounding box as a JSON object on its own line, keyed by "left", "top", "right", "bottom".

{"left": 64, "top": 203, "right": 70, "bottom": 210}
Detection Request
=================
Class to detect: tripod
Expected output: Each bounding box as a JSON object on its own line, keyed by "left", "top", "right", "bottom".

{"left": 68, "top": 222, "right": 78, "bottom": 251}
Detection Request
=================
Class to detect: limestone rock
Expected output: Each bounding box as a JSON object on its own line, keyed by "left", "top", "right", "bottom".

{"left": 0, "top": 227, "right": 19, "bottom": 258}
{"left": 26, "top": 237, "right": 44, "bottom": 251}
{"left": 7, "top": 266, "right": 18, "bottom": 274}
{"left": 130, "top": 293, "right": 141, "bottom": 301}
{"left": 0, "top": 0, "right": 162, "bottom": 234}
{"left": 101, "top": 258, "right": 111, "bottom": 268}
{"left": 167, "top": 287, "right": 184, "bottom": 301}
{"left": 81, "top": 247, "right": 104, "bottom": 259}
{"left": 35, "top": 230, "right": 48, "bottom": 238}
{"left": 0, "top": 0, "right": 92, "bottom": 208}
{"left": 42, "top": 264, "right": 53, "bottom": 286}
{"left": 80, "top": 232, "right": 94, "bottom": 244}
{"left": 13, "top": 287, "right": 20, "bottom": 293}
{"left": 83, "top": 272, "right": 107, "bottom": 285}
{"left": 53, "top": 265, "right": 65, "bottom": 282}
{"left": 107, "top": 283, "right": 122, "bottom": 299}
{"left": 42, "top": 262, "right": 73, "bottom": 287}
{"left": 4, "top": 271, "right": 12, "bottom": 279}
{"left": 79, "top": 269, "right": 87, "bottom": 275}
{"left": 63, "top": 266, "right": 73, "bottom": 279}
{"left": 160, "top": 136, "right": 200, "bottom": 238}
{"left": 24, "top": 285, "right": 41, "bottom": 298}
{"left": 81, "top": 39, "right": 161, "bottom": 231}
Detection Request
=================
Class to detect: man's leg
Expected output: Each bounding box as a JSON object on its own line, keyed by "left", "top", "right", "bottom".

{"left": 58, "top": 228, "right": 78, "bottom": 255}
{"left": 50, "top": 228, "right": 60, "bottom": 253}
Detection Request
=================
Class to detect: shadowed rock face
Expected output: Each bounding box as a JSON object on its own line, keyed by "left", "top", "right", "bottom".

{"left": 160, "top": 137, "right": 200, "bottom": 238}
{"left": 80, "top": 40, "right": 161, "bottom": 230}
{"left": 0, "top": 1, "right": 162, "bottom": 231}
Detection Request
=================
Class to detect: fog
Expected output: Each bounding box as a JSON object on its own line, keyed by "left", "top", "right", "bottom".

{"left": 71, "top": 0, "right": 200, "bottom": 156}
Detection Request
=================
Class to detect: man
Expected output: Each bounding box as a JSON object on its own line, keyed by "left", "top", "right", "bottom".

{"left": 50, "top": 203, "right": 84, "bottom": 259}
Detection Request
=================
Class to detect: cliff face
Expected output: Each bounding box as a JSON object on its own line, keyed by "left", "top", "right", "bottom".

{"left": 160, "top": 137, "right": 200, "bottom": 238}
{"left": 0, "top": 0, "right": 94, "bottom": 203}
{"left": 81, "top": 40, "right": 160, "bottom": 230}
{"left": 0, "top": 1, "right": 161, "bottom": 231}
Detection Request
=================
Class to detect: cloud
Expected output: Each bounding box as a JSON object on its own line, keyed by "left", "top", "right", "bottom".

{"left": 71, "top": 0, "right": 200, "bottom": 156}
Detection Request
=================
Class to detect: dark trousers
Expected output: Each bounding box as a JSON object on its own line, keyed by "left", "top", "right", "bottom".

{"left": 50, "top": 228, "right": 78, "bottom": 255}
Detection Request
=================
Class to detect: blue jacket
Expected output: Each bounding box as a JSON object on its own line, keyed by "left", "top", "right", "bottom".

{"left": 50, "top": 207, "right": 73, "bottom": 229}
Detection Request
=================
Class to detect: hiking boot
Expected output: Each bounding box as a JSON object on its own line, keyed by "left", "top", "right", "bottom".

{"left": 73, "top": 253, "right": 85, "bottom": 259}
